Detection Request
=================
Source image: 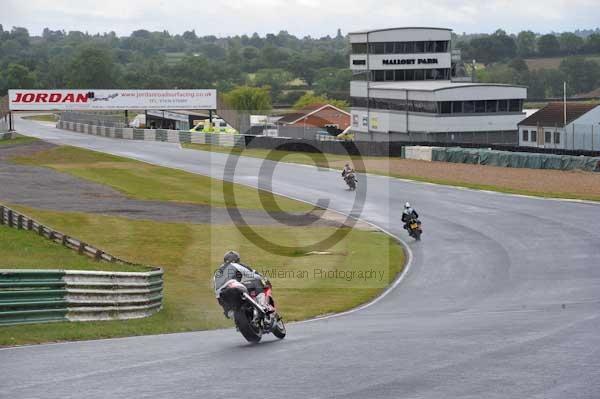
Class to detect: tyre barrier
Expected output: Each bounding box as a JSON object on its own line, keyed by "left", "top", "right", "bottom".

{"left": 56, "top": 120, "right": 245, "bottom": 148}
{"left": 0, "top": 205, "right": 164, "bottom": 325}
{"left": 0, "top": 269, "right": 163, "bottom": 325}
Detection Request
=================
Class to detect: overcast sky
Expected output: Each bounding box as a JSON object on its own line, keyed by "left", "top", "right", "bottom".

{"left": 2, "top": 0, "right": 599, "bottom": 38}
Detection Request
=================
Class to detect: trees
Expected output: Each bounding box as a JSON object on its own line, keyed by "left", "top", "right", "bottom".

{"left": 3, "top": 63, "right": 36, "bottom": 89}
{"left": 224, "top": 86, "right": 272, "bottom": 112}
{"left": 516, "top": 31, "right": 536, "bottom": 57}
{"left": 293, "top": 93, "right": 348, "bottom": 111}
{"left": 558, "top": 33, "right": 584, "bottom": 55}
{"left": 537, "top": 34, "right": 560, "bottom": 56}
{"left": 67, "top": 44, "right": 119, "bottom": 88}
{"left": 559, "top": 57, "right": 600, "bottom": 95}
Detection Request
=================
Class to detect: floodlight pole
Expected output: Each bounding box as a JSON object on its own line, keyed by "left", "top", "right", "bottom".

{"left": 8, "top": 112, "right": 13, "bottom": 131}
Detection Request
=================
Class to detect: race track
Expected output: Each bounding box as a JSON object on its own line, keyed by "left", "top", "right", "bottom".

{"left": 2, "top": 117, "right": 600, "bottom": 398}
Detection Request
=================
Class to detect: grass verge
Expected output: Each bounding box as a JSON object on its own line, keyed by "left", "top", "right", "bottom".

{"left": 0, "top": 134, "right": 38, "bottom": 147}
{"left": 12, "top": 145, "right": 312, "bottom": 212}
{"left": 0, "top": 206, "right": 403, "bottom": 346}
{"left": 183, "top": 143, "right": 600, "bottom": 202}
{"left": 0, "top": 223, "right": 148, "bottom": 272}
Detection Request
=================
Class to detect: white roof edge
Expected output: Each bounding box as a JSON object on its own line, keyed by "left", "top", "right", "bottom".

{"left": 349, "top": 27, "right": 452, "bottom": 35}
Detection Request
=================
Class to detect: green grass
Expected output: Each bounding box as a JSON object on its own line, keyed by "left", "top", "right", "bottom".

{"left": 184, "top": 144, "right": 600, "bottom": 202}
{"left": 13, "top": 146, "right": 313, "bottom": 212}
{"left": 0, "top": 207, "right": 403, "bottom": 346}
{"left": 22, "top": 114, "right": 57, "bottom": 122}
{"left": 0, "top": 223, "right": 148, "bottom": 272}
{"left": 0, "top": 134, "right": 37, "bottom": 146}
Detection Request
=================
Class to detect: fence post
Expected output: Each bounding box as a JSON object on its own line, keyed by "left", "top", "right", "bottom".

{"left": 0, "top": 205, "right": 4, "bottom": 225}
{"left": 7, "top": 210, "right": 13, "bottom": 227}
{"left": 17, "top": 214, "right": 23, "bottom": 229}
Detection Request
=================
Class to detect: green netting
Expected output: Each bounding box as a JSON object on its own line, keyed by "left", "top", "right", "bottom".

{"left": 431, "top": 147, "right": 600, "bottom": 172}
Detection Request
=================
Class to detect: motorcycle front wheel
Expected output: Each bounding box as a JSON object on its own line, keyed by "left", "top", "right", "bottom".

{"left": 234, "top": 307, "right": 262, "bottom": 343}
{"left": 272, "top": 316, "right": 286, "bottom": 339}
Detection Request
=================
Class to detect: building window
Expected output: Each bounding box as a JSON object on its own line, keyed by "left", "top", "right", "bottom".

{"left": 531, "top": 130, "right": 537, "bottom": 142}
{"left": 394, "top": 42, "right": 406, "bottom": 54}
{"left": 414, "top": 41, "right": 425, "bottom": 53}
{"left": 435, "top": 41, "right": 448, "bottom": 52}
{"left": 474, "top": 101, "right": 486, "bottom": 113}
{"left": 509, "top": 99, "right": 522, "bottom": 112}
{"left": 463, "top": 101, "right": 475, "bottom": 113}
{"left": 498, "top": 100, "right": 508, "bottom": 112}
{"left": 440, "top": 102, "right": 452, "bottom": 114}
{"left": 362, "top": 116, "right": 368, "bottom": 126}
{"left": 385, "top": 70, "right": 394, "bottom": 81}
{"left": 545, "top": 131, "right": 552, "bottom": 143}
{"left": 414, "top": 69, "right": 425, "bottom": 80}
{"left": 373, "top": 70, "right": 385, "bottom": 81}
{"left": 452, "top": 101, "right": 463, "bottom": 113}
{"left": 384, "top": 42, "right": 395, "bottom": 53}
{"left": 395, "top": 69, "right": 405, "bottom": 81}
{"left": 554, "top": 131, "right": 561, "bottom": 144}
{"left": 405, "top": 69, "right": 415, "bottom": 80}
{"left": 522, "top": 130, "right": 529, "bottom": 142}
{"left": 424, "top": 41, "right": 435, "bottom": 53}
{"left": 352, "top": 59, "right": 366, "bottom": 65}
{"left": 352, "top": 114, "right": 358, "bottom": 126}
{"left": 351, "top": 43, "right": 367, "bottom": 54}
{"left": 405, "top": 42, "right": 415, "bottom": 53}
{"left": 486, "top": 100, "right": 497, "bottom": 113}
{"left": 369, "top": 43, "right": 385, "bottom": 54}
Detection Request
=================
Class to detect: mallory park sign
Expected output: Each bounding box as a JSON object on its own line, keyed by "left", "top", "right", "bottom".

{"left": 8, "top": 89, "right": 217, "bottom": 111}
{"left": 382, "top": 58, "right": 439, "bottom": 65}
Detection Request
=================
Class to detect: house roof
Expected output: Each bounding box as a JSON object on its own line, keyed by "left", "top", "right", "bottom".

{"left": 277, "top": 103, "right": 350, "bottom": 125}
{"left": 518, "top": 102, "right": 599, "bottom": 127}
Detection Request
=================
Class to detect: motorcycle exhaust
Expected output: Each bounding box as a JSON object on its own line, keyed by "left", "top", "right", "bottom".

{"left": 242, "top": 292, "right": 266, "bottom": 316}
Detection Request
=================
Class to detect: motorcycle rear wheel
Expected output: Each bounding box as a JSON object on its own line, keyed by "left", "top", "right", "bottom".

{"left": 234, "top": 308, "right": 262, "bottom": 343}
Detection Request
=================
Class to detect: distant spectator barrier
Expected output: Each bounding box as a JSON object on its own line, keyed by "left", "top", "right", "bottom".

{"left": 0, "top": 205, "right": 164, "bottom": 326}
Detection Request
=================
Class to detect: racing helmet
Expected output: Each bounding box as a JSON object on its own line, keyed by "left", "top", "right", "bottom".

{"left": 404, "top": 202, "right": 411, "bottom": 209}
{"left": 223, "top": 250, "right": 240, "bottom": 264}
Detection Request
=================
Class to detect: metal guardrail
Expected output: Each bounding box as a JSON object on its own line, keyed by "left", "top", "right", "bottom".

{"left": 57, "top": 120, "right": 246, "bottom": 148}
{"left": 0, "top": 205, "right": 164, "bottom": 325}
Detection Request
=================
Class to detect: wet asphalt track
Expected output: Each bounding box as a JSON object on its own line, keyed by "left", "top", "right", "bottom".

{"left": 2, "top": 117, "right": 600, "bottom": 398}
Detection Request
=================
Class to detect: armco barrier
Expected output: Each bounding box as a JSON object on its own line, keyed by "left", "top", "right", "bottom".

{"left": 57, "top": 121, "right": 246, "bottom": 148}
{"left": 0, "top": 205, "right": 164, "bottom": 325}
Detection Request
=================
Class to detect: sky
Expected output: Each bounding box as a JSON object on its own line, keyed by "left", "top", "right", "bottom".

{"left": 1, "top": 0, "right": 599, "bottom": 38}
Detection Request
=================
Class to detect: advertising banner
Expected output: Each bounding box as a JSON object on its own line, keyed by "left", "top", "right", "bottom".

{"left": 8, "top": 89, "right": 216, "bottom": 111}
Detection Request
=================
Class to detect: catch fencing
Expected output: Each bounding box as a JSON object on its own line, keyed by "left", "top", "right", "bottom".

{"left": 0, "top": 205, "right": 164, "bottom": 325}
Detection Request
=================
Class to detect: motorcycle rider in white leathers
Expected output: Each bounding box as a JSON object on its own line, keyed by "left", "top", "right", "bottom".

{"left": 213, "top": 250, "right": 272, "bottom": 319}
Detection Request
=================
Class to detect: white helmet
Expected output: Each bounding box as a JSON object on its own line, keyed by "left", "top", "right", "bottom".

{"left": 404, "top": 202, "right": 411, "bottom": 209}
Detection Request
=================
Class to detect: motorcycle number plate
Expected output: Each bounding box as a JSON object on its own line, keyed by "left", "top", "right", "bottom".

{"left": 410, "top": 223, "right": 418, "bottom": 229}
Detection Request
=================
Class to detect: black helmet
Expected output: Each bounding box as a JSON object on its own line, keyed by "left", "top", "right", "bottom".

{"left": 223, "top": 250, "right": 240, "bottom": 264}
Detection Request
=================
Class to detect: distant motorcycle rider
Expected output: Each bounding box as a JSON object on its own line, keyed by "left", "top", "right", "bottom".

{"left": 341, "top": 163, "right": 354, "bottom": 178}
{"left": 213, "top": 250, "right": 272, "bottom": 319}
{"left": 401, "top": 202, "right": 419, "bottom": 231}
